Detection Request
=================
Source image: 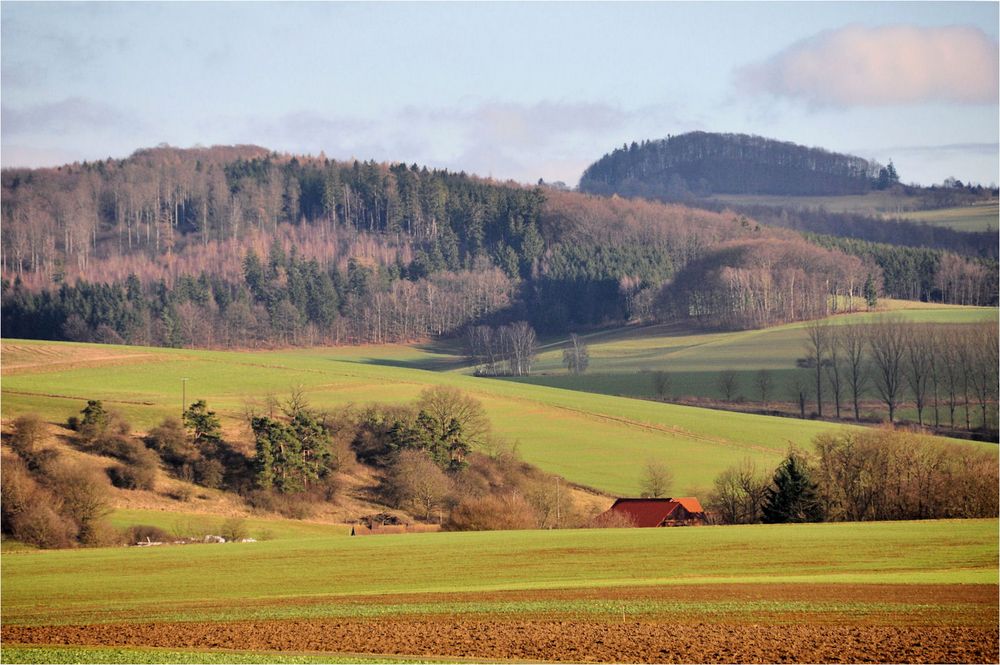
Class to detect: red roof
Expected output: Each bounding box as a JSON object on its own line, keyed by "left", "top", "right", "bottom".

{"left": 673, "top": 496, "right": 704, "bottom": 513}
{"left": 605, "top": 497, "right": 705, "bottom": 527}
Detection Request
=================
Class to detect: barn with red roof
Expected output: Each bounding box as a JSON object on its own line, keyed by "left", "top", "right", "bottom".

{"left": 601, "top": 497, "right": 707, "bottom": 527}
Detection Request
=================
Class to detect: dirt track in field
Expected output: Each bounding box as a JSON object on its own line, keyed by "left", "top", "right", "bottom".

{"left": 5, "top": 619, "right": 998, "bottom": 663}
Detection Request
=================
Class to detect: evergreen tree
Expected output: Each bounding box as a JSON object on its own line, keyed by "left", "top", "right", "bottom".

{"left": 183, "top": 400, "right": 222, "bottom": 448}
{"left": 864, "top": 274, "right": 878, "bottom": 309}
{"left": 761, "top": 451, "right": 823, "bottom": 523}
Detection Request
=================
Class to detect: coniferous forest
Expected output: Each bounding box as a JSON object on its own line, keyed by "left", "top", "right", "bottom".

{"left": 2, "top": 144, "right": 996, "bottom": 349}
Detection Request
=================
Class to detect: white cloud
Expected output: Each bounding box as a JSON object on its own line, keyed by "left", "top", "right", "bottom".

{"left": 736, "top": 24, "right": 999, "bottom": 107}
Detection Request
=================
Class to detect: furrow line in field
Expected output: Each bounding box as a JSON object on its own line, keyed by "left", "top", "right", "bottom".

{"left": 0, "top": 389, "right": 158, "bottom": 406}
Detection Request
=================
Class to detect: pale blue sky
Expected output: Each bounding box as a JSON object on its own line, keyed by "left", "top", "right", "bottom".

{"left": 2, "top": 1, "right": 998, "bottom": 186}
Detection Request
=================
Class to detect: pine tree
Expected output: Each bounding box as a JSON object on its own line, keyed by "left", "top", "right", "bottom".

{"left": 864, "top": 274, "right": 878, "bottom": 309}
{"left": 761, "top": 452, "right": 823, "bottom": 523}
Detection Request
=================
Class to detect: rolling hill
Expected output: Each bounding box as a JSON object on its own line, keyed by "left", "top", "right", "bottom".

{"left": 3, "top": 308, "right": 994, "bottom": 498}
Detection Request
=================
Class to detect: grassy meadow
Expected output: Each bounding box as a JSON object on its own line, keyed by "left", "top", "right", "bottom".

{"left": 0, "top": 339, "right": 873, "bottom": 496}
{"left": 3, "top": 519, "right": 996, "bottom": 628}
{"left": 895, "top": 201, "right": 999, "bottom": 232}
{"left": 2, "top": 310, "right": 998, "bottom": 663}
{"left": 504, "top": 304, "right": 997, "bottom": 406}
{"left": 3, "top": 302, "right": 996, "bottom": 496}
{"left": 708, "top": 192, "right": 999, "bottom": 232}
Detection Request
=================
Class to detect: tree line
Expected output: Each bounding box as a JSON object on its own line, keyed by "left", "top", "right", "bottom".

{"left": 696, "top": 201, "right": 997, "bottom": 260}
{"left": 809, "top": 235, "right": 997, "bottom": 306}
{"left": 2, "top": 145, "right": 992, "bottom": 351}
{"left": 655, "top": 236, "right": 874, "bottom": 329}
{"left": 669, "top": 320, "right": 998, "bottom": 437}
{"left": 2, "top": 246, "right": 514, "bottom": 347}
{"left": 707, "top": 430, "right": 997, "bottom": 525}
{"left": 799, "top": 319, "right": 999, "bottom": 432}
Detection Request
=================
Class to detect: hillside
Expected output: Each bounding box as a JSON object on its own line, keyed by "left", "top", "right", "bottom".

{"left": 3, "top": 334, "right": 995, "bottom": 498}
{"left": 501, "top": 303, "right": 998, "bottom": 430}
{"left": 579, "top": 132, "right": 887, "bottom": 198}
{"left": 4, "top": 145, "right": 995, "bottom": 356}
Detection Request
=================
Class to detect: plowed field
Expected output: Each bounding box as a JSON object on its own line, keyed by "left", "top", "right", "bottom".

{"left": 4, "top": 584, "right": 997, "bottom": 663}
{"left": 5, "top": 618, "right": 997, "bottom": 663}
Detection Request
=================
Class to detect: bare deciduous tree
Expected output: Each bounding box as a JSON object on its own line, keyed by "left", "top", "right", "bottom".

{"left": 839, "top": 323, "right": 869, "bottom": 422}
{"left": 717, "top": 369, "right": 739, "bottom": 402}
{"left": 754, "top": 369, "right": 773, "bottom": 405}
{"left": 652, "top": 370, "right": 672, "bottom": 400}
{"left": 385, "top": 449, "right": 452, "bottom": 520}
{"left": 639, "top": 460, "right": 673, "bottom": 499}
{"left": 706, "top": 458, "right": 768, "bottom": 524}
{"left": 903, "top": 325, "right": 932, "bottom": 426}
{"left": 562, "top": 333, "right": 590, "bottom": 375}
{"left": 804, "top": 321, "right": 831, "bottom": 418}
{"left": 415, "top": 385, "right": 491, "bottom": 448}
{"left": 867, "top": 319, "right": 906, "bottom": 423}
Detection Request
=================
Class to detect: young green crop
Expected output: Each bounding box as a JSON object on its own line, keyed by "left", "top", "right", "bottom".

{"left": 3, "top": 519, "right": 996, "bottom": 627}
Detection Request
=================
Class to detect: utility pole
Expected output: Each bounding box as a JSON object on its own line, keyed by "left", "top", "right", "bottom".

{"left": 555, "top": 476, "right": 561, "bottom": 529}
{"left": 181, "top": 377, "right": 189, "bottom": 419}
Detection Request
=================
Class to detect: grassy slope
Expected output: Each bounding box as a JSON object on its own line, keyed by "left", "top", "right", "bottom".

{"left": 708, "top": 192, "right": 999, "bottom": 232}
{"left": 106, "top": 509, "right": 351, "bottom": 540}
{"left": 504, "top": 305, "right": 998, "bottom": 405}
{"left": 0, "top": 340, "right": 863, "bottom": 496}
{"left": 3, "top": 304, "right": 995, "bottom": 496}
{"left": 896, "top": 201, "right": 998, "bottom": 232}
{"left": 2, "top": 519, "right": 996, "bottom": 627}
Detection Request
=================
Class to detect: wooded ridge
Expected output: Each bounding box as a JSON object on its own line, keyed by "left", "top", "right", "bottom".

{"left": 2, "top": 145, "right": 995, "bottom": 349}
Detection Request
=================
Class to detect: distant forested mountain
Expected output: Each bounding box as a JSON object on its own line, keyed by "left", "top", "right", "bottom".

{"left": 2, "top": 145, "right": 993, "bottom": 349}
{"left": 579, "top": 132, "right": 890, "bottom": 198}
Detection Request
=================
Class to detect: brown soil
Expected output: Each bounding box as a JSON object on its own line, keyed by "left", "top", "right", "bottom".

{"left": 5, "top": 618, "right": 997, "bottom": 663}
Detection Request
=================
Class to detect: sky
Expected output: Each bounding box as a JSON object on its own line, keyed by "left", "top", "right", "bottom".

{"left": 2, "top": 1, "right": 998, "bottom": 187}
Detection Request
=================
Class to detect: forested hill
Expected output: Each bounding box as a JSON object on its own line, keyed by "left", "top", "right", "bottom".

{"left": 579, "top": 132, "right": 890, "bottom": 198}
{"left": 2, "top": 145, "right": 993, "bottom": 350}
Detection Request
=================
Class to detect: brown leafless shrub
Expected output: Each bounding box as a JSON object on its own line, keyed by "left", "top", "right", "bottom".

{"left": 384, "top": 449, "right": 453, "bottom": 520}
{"left": 444, "top": 493, "right": 539, "bottom": 531}
{"left": 1, "top": 458, "right": 78, "bottom": 548}
{"left": 9, "top": 414, "right": 47, "bottom": 459}
{"left": 124, "top": 524, "right": 172, "bottom": 545}
{"left": 42, "top": 462, "right": 113, "bottom": 543}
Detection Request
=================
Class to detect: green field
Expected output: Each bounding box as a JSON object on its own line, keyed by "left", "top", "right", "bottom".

{"left": 896, "top": 201, "right": 999, "bottom": 232}
{"left": 0, "top": 339, "right": 887, "bottom": 496}
{"left": 3, "top": 303, "right": 995, "bottom": 495}
{"left": 708, "top": 192, "right": 999, "bottom": 232}
{"left": 3, "top": 519, "right": 996, "bottom": 628}
{"left": 505, "top": 306, "right": 998, "bottom": 407}
{"left": 106, "top": 509, "right": 351, "bottom": 540}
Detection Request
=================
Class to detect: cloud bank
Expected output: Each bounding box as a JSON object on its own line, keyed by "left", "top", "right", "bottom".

{"left": 1, "top": 97, "right": 145, "bottom": 136}
{"left": 736, "top": 24, "right": 999, "bottom": 107}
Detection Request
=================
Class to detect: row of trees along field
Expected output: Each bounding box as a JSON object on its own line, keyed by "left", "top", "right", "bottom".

{"left": 2, "top": 146, "right": 994, "bottom": 349}
{"left": 706, "top": 432, "right": 997, "bottom": 525}
{"left": 651, "top": 321, "right": 998, "bottom": 437}
{"left": 579, "top": 132, "right": 886, "bottom": 198}
{"left": 798, "top": 320, "right": 998, "bottom": 434}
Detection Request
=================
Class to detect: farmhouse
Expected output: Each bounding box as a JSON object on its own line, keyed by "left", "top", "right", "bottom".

{"left": 602, "top": 497, "right": 707, "bottom": 527}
